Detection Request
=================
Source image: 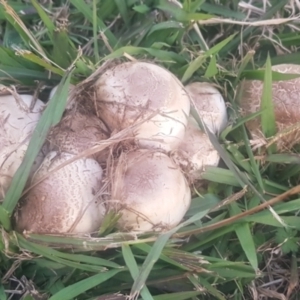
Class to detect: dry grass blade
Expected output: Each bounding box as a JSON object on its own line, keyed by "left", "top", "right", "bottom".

{"left": 197, "top": 16, "right": 299, "bottom": 26}
{"left": 176, "top": 184, "right": 300, "bottom": 237}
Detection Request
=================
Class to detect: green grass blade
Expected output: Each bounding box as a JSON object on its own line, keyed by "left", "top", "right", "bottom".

{"left": 230, "top": 203, "right": 258, "bottom": 271}
{"left": 122, "top": 244, "right": 154, "bottom": 300}
{"left": 70, "top": 0, "right": 118, "bottom": 48}
{"left": 30, "top": 0, "right": 55, "bottom": 39}
{"left": 153, "top": 291, "right": 202, "bottom": 300}
{"left": 114, "top": 0, "right": 130, "bottom": 26}
{"left": 261, "top": 54, "right": 276, "bottom": 153}
{"left": 49, "top": 269, "right": 122, "bottom": 300}
{"left": 0, "top": 284, "right": 6, "bottom": 300}
{"left": 0, "top": 0, "right": 46, "bottom": 55}
{"left": 130, "top": 205, "right": 215, "bottom": 298}
{"left": 19, "top": 51, "right": 65, "bottom": 75}
{"left": 2, "top": 69, "right": 73, "bottom": 215}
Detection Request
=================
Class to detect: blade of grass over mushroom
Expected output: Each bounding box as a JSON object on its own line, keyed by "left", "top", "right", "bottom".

{"left": 70, "top": 0, "right": 118, "bottom": 49}
{"left": 230, "top": 203, "right": 258, "bottom": 271}
{"left": 49, "top": 269, "right": 122, "bottom": 300}
{"left": 122, "top": 244, "right": 154, "bottom": 300}
{"left": 2, "top": 69, "right": 73, "bottom": 216}
{"left": 261, "top": 55, "right": 276, "bottom": 154}
{"left": 241, "top": 125, "right": 264, "bottom": 191}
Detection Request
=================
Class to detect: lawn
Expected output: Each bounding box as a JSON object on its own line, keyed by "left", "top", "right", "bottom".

{"left": 0, "top": 0, "right": 300, "bottom": 299}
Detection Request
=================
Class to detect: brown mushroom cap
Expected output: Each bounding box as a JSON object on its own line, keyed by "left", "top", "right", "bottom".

{"left": 238, "top": 64, "right": 300, "bottom": 150}
{"left": 172, "top": 116, "right": 220, "bottom": 182}
{"left": 48, "top": 111, "right": 110, "bottom": 163}
{"left": 95, "top": 61, "right": 190, "bottom": 151}
{"left": 109, "top": 149, "right": 191, "bottom": 232}
{"left": 15, "top": 151, "right": 105, "bottom": 234}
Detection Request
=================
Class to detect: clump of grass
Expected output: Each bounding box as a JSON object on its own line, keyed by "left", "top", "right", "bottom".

{"left": 0, "top": 0, "right": 300, "bottom": 299}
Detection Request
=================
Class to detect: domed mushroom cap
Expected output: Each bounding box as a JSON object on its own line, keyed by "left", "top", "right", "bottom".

{"left": 48, "top": 111, "right": 110, "bottom": 163}
{"left": 238, "top": 64, "right": 300, "bottom": 150}
{"left": 185, "top": 82, "right": 228, "bottom": 134}
{"left": 0, "top": 94, "right": 45, "bottom": 198}
{"left": 95, "top": 61, "right": 190, "bottom": 151}
{"left": 172, "top": 116, "right": 220, "bottom": 182}
{"left": 109, "top": 149, "right": 191, "bottom": 232}
{"left": 15, "top": 151, "right": 105, "bottom": 234}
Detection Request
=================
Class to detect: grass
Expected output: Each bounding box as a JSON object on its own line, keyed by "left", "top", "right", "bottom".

{"left": 0, "top": 0, "right": 300, "bottom": 299}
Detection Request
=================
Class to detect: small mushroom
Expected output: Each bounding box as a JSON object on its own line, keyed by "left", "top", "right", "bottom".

{"left": 185, "top": 82, "right": 228, "bottom": 134}
{"left": 109, "top": 149, "right": 191, "bottom": 232}
{"left": 238, "top": 64, "right": 300, "bottom": 150}
{"left": 172, "top": 116, "right": 220, "bottom": 182}
{"left": 15, "top": 151, "right": 105, "bottom": 234}
{"left": 95, "top": 61, "right": 190, "bottom": 151}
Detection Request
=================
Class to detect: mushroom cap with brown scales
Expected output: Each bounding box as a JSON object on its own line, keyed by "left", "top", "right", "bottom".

{"left": 95, "top": 61, "right": 190, "bottom": 152}
{"left": 185, "top": 82, "right": 228, "bottom": 135}
{"left": 15, "top": 151, "right": 105, "bottom": 234}
{"left": 48, "top": 111, "right": 110, "bottom": 163}
{"left": 108, "top": 149, "right": 191, "bottom": 232}
{"left": 238, "top": 64, "right": 300, "bottom": 151}
{"left": 0, "top": 94, "right": 45, "bottom": 199}
{"left": 171, "top": 116, "right": 220, "bottom": 183}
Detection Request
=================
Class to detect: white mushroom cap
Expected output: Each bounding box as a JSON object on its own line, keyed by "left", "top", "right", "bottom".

{"left": 95, "top": 61, "right": 190, "bottom": 152}
{"left": 238, "top": 64, "right": 300, "bottom": 150}
{"left": 172, "top": 116, "right": 220, "bottom": 182}
{"left": 185, "top": 82, "right": 228, "bottom": 134}
{"left": 109, "top": 149, "right": 191, "bottom": 232}
{"left": 0, "top": 94, "right": 45, "bottom": 198}
{"left": 15, "top": 151, "right": 105, "bottom": 234}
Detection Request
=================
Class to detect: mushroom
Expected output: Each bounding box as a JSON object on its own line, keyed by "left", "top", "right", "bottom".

{"left": 48, "top": 111, "right": 110, "bottom": 163}
{"left": 238, "top": 64, "right": 300, "bottom": 150}
{"left": 95, "top": 61, "right": 190, "bottom": 152}
{"left": 108, "top": 149, "right": 191, "bottom": 232}
{"left": 185, "top": 82, "right": 228, "bottom": 134}
{"left": 15, "top": 151, "right": 105, "bottom": 234}
{"left": 171, "top": 116, "right": 220, "bottom": 182}
{"left": 0, "top": 94, "right": 45, "bottom": 199}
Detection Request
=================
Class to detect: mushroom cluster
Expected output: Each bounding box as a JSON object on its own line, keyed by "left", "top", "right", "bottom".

{"left": 6, "top": 61, "right": 228, "bottom": 234}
